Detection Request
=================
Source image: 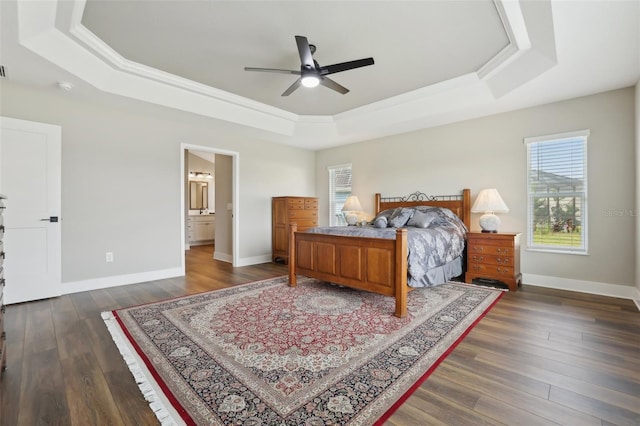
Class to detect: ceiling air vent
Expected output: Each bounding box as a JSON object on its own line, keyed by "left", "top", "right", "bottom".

{"left": 0, "top": 66, "right": 6, "bottom": 78}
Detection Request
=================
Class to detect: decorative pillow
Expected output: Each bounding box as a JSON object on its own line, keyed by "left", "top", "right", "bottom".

{"left": 373, "top": 216, "right": 387, "bottom": 228}
{"left": 406, "top": 210, "right": 436, "bottom": 228}
{"left": 371, "top": 208, "right": 396, "bottom": 224}
{"left": 388, "top": 207, "right": 414, "bottom": 228}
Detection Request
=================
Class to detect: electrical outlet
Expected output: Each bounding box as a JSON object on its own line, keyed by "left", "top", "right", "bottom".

{"left": 227, "top": 203, "right": 233, "bottom": 210}
{"left": 106, "top": 252, "right": 114, "bottom": 263}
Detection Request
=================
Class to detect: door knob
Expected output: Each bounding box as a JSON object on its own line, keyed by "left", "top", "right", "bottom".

{"left": 40, "top": 216, "right": 59, "bottom": 222}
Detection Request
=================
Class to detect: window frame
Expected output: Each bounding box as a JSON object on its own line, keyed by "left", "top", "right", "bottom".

{"left": 524, "top": 130, "right": 589, "bottom": 255}
{"left": 328, "top": 163, "right": 352, "bottom": 226}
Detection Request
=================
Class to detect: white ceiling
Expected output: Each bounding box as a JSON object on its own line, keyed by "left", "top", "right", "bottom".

{"left": 0, "top": 1, "right": 638, "bottom": 150}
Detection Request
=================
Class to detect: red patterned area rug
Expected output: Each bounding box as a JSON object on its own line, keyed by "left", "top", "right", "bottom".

{"left": 102, "top": 276, "right": 503, "bottom": 425}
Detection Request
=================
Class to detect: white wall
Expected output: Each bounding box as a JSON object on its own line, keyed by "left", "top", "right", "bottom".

{"left": 316, "top": 87, "right": 636, "bottom": 297}
{"left": 0, "top": 80, "right": 315, "bottom": 289}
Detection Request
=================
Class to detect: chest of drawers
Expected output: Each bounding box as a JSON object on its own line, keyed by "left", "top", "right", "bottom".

{"left": 465, "top": 232, "right": 521, "bottom": 291}
{"left": 272, "top": 197, "right": 318, "bottom": 264}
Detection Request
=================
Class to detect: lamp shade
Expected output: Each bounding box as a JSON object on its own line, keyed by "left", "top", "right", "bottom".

{"left": 471, "top": 189, "right": 509, "bottom": 233}
{"left": 342, "top": 195, "right": 363, "bottom": 212}
{"left": 471, "top": 189, "right": 509, "bottom": 213}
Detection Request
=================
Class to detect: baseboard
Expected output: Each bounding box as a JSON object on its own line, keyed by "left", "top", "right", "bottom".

{"left": 523, "top": 273, "right": 638, "bottom": 302}
{"left": 234, "top": 254, "right": 273, "bottom": 267}
{"left": 213, "top": 251, "right": 232, "bottom": 263}
{"left": 633, "top": 287, "right": 640, "bottom": 311}
{"left": 63, "top": 267, "right": 184, "bottom": 295}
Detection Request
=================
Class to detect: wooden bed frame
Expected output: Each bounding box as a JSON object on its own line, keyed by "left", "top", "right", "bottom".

{"left": 288, "top": 189, "right": 471, "bottom": 318}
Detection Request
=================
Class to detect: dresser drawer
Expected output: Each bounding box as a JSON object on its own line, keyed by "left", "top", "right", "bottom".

{"left": 304, "top": 199, "right": 318, "bottom": 209}
{"left": 288, "top": 209, "right": 317, "bottom": 220}
{"left": 295, "top": 220, "right": 318, "bottom": 230}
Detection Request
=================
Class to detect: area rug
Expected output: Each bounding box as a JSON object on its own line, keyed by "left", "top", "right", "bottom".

{"left": 102, "top": 276, "right": 502, "bottom": 425}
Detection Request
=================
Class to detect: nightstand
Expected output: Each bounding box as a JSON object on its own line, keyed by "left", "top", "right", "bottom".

{"left": 465, "top": 232, "right": 522, "bottom": 291}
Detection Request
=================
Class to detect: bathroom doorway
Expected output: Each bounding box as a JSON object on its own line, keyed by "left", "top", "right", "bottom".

{"left": 180, "top": 143, "right": 239, "bottom": 267}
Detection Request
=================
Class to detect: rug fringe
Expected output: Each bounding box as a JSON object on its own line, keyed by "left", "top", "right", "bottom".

{"left": 101, "top": 311, "right": 183, "bottom": 426}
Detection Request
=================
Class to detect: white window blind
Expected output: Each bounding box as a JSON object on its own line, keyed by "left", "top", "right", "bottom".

{"left": 524, "top": 130, "right": 588, "bottom": 254}
{"left": 328, "top": 164, "right": 352, "bottom": 226}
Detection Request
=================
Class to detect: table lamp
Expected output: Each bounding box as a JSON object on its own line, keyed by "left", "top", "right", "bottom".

{"left": 342, "top": 195, "right": 363, "bottom": 226}
{"left": 471, "top": 188, "right": 509, "bottom": 233}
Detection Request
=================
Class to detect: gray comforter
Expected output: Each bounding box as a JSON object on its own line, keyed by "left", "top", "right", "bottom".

{"left": 305, "top": 206, "right": 467, "bottom": 288}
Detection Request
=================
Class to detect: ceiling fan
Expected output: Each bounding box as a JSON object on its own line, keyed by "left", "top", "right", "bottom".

{"left": 244, "top": 35, "right": 374, "bottom": 96}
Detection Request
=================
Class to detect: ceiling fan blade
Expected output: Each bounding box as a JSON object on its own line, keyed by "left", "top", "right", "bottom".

{"left": 295, "top": 35, "right": 315, "bottom": 70}
{"left": 320, "top": 58, "right": 375, "bottom": 75}
{"left": 320, "top": 77, "right": 349, "bottom": 95}
{"left": 244, "top": 67, "right": 301, "bottom": 75}
{"left": 282, "top": 78, "right": 302, "bottom": 96}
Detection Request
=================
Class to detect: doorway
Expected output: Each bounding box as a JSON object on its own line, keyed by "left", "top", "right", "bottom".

{"left": 180, "top": 144, "right": 239, "bottom": 268}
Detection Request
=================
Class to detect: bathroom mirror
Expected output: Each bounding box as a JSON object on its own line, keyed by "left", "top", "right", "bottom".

{"left": 189, "top": 181, "right": 208, "bottom": 209}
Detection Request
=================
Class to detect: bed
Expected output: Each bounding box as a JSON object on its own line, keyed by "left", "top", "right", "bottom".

{"left": 288, "top": 189, "right": 471, "bottom": 317}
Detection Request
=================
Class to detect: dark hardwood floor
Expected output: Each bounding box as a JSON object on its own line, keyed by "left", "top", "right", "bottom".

{"left": 1, "top": 244, "right": 639, "bottom": 425}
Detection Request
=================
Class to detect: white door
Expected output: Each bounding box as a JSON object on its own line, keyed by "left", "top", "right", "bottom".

{"left": 0, "top": 117, "right": 62, "bottom": 304}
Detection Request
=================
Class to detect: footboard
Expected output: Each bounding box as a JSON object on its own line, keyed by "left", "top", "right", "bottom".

{"left": 288, "top": 223, "right": 409, "bottom": 317}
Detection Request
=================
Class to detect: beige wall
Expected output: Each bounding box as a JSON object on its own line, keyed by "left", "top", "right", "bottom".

{"left": 0, "top": 80, "right": 316, "bottom": 286}
{"left": 316, "top": 87, "right": 636, "bottom": 290}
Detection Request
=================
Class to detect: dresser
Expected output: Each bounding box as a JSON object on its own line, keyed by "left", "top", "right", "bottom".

{"left": 187, "top": 214, "right": 215, "bottom": 245}
{"left": 0, "top": 195, "right": 7, "bottom": 382}
{"left": 272, "top": 196, "right": 318, "bottom": 264}
{"left": 465, "top": 232, "right": 522, "bottom": 291}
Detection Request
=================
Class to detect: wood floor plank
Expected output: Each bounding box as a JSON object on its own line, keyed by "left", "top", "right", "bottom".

{"left": 17, "top": 348, "right": 70, "bottom": 425}
{"left": 549, "top": 385, "right": 640, "bottom": 426}
{"left": 60, "top": 352, "right": 125, "bottom": 426}
{"left": 23, "top": 299, "right": 57, "bottom": 355}
{"left": 434, "top": 362, "right": 602, "bottom": 426}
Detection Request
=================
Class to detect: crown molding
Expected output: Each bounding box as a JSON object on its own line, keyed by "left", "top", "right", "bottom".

{"left": 15, "top": 0, "right": 557, "bottom": 150}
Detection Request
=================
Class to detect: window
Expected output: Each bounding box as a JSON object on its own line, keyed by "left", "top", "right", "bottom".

{"left": 328, "top": 164, "right": 352, "bottom": 226}
{"left": 524, "top": 130, "right": 588, "bottom": 254}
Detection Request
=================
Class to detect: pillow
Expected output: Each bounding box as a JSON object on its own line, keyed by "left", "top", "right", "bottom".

{"left": 373, "top": 216, "right": 387, "bottom": 228}
{"left": 388, "top": 207, "right": 414, "bottom": 228}
{"left": 371, "top": 208, "right": 397, "bottom": 225}
{"left": 406, "top": 210, "right": 436, "bottom": 228}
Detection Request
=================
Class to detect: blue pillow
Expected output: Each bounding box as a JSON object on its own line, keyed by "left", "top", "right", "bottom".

{"left": 407, "top": 210, "right": 436, "bottom": 228}
{"left": 388, "top": 208, "right": 414, "bottom": 228}
{"left": 373, "top": 216, "right": 387, "bottom": 228}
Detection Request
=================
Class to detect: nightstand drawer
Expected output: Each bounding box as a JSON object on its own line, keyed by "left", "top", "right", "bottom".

{"left": 468, "top": 262, "right": 515, "bottom": 278}
{"left": 468, "top": 244, "right": 514, "bottom": 256}
{"left": 468, "top": 253, "right": 514, "bottom": 266}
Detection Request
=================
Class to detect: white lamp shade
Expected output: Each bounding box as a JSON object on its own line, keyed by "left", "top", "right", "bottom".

{"left": 342, "top": 195, "right": 363, "bottom": 212}
{"left": 471, "top": 189, "right": 509, "bottom": 214}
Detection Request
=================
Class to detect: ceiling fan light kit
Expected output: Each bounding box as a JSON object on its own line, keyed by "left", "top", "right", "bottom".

{"left": 244, "top": 35, "right": 374, "bottom": 96}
